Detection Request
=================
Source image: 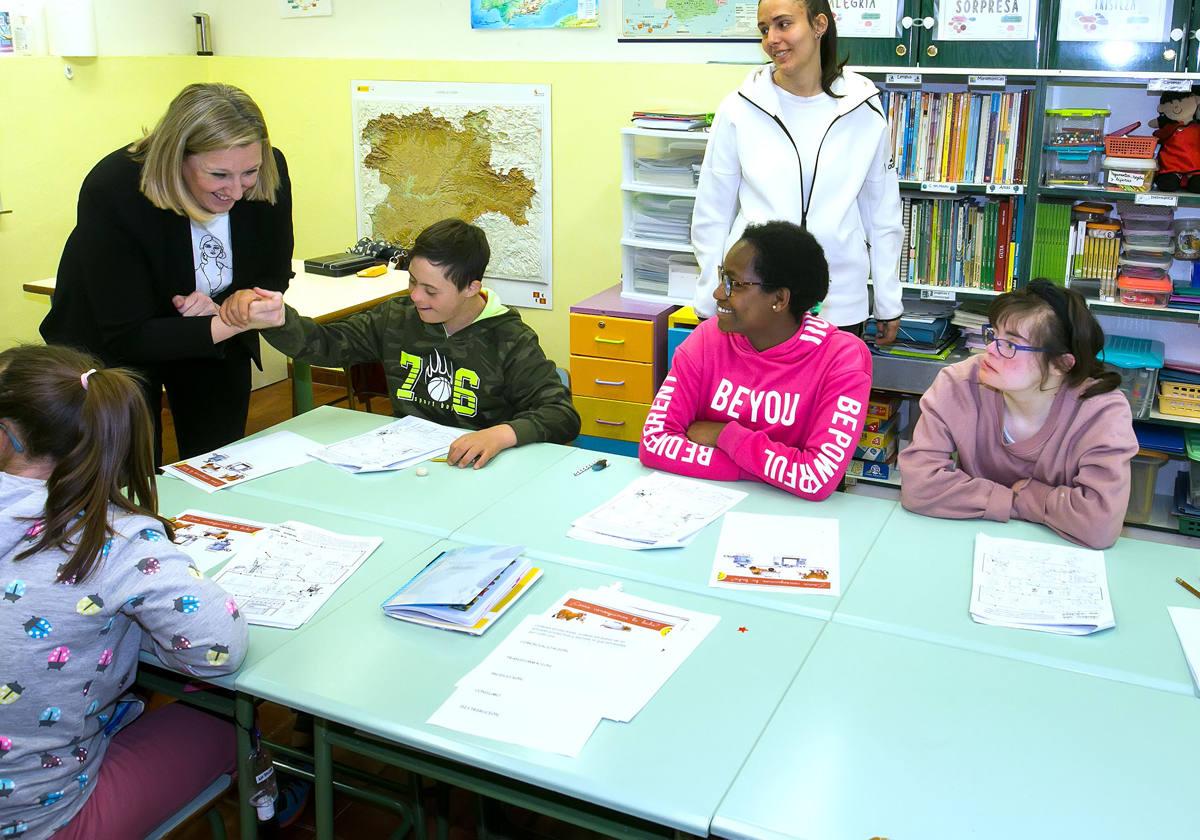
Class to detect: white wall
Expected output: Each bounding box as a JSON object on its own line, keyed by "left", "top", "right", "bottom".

{"left": 194, "top": 0, "right": 768, "bottom": 64}
{"left": 8, "top": 0, "right": 195, "bottom": 55}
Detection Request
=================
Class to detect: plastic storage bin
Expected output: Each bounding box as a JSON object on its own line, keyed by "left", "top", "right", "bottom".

{"left": 1159, "top": 387, "right": 1200, "bottom": 419}
{"left": 1173, "top": 219, "right": 1200, "bottom": 259}
{"left": 1098, "top": 335, "right": 1165, "bottom": 419}
{"left": 1117, "top": 274, "right": 1173, "bottom": 307}
{"left": 629, "top": 135, "right": 706, "bottom": 188}
{"left": 1123, "top": 230, "right": 1174, "bottom": 251}
{"left": 1190, "top": 461, "right": 1200, "bottom": 508}
{"left": 1125, "top": 449, "right": 1168, "bottom": 524}
{"left": 1043, "top": 145, "right": 1102, "bottom": 186}
{"left": 1103, "top": 156, "right": 1156, "bottom": 192}
{"left": 1045, "top": 108, "right": 1109, "bottom": 146}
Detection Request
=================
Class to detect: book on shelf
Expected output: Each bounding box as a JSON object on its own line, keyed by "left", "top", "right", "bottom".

{"left": 631, "top": 111, "right": 713, "bottom": 131}
{"left": 882, "top": 89, "right": 1032, "bottom": 185}
{"left": 900, "top": 195, "right": 1022, "bottom": 291}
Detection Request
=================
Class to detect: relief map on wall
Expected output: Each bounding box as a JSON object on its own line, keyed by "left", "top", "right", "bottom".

{"left": 352, "top": 81, "right": 553, "bottom": 309}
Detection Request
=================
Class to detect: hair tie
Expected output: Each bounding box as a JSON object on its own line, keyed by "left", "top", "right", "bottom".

{"left": 80, "top": 369, "right": 97, "bottom": 390}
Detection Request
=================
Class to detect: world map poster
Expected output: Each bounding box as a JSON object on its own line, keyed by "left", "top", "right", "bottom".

{"left": 471, "top": 0, "right": 599, "bottom": 28}
{"left": 352, "top": 81, "right": 553, "bottom": 310}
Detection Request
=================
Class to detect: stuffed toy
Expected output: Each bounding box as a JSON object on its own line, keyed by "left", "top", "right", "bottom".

{"left": 1152, "top": 90, "right": 1200, "bottom": 192}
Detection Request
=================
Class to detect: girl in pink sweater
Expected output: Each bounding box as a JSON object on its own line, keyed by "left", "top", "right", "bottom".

{"left": 639, "top": 221, "right": 872, "bottom": 500}
{"left": 899, "top": 281, "right": 1138, "bottom": 549}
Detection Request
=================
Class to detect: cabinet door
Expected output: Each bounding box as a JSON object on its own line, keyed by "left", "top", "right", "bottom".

{"left": 1048, "top": 0, "right": 1190, "bottom": 71}
{"left": 836, "top": 0, "right": 918, "bottom": 65}
{"left": 1188, "top": 0, "right": 1200, "bottom": 69}
{"left": 915, "top": 0, "right": 1042, "bottom": 67}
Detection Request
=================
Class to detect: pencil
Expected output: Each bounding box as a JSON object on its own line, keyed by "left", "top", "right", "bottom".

{"left": 1176, "top": 577, "right": 1200, "bottom": 600}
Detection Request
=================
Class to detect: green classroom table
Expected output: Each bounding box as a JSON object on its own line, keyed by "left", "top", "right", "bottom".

{"left": 833, "top": 508, "right": 1200, "bottom": 695}
{"left": 218, "top": 406, "right": 576, "bottom": 537}
{"left": 453, "top": 447, "right": 898, "bottom": 619}
{"left": 240, "top": 539, "right": 827, "bottom": 838}
{"left": 711, "top": 622, "right": 1200, "bottom": 840}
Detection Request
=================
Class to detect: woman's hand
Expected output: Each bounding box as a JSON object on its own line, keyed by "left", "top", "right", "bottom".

{"left": 244, "top": 289, "right": 286, "bottom": 329}
{"left": 687, "top": 420, "right": 726, "bottom": 448}
{"left": 219, "top": 288, "right": 264, "bottom": 328}
{"left": 172, "top": 291, "right": 219, "bottom": 317}
{"left": 874, "top": 317, "right": 901, "bottom": 345}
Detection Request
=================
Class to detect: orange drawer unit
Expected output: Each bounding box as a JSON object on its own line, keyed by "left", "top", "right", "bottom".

{"left": 570, "top": 356, "right": 656, "bottom": 403}
{"left": 569, "top": 286, "right": 677, "bottom": 451}
{"left": 573, "top": 396, "right": 650, "bottom": 443}
{"left": 569, "top": 313, "right": 655, "bottom": 362}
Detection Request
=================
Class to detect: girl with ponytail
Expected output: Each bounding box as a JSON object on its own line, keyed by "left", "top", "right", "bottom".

{"left": 0, "top": 344, "right": 248, "bottom": 840}
{"left": 899, "top": 281, "right": 1139, "bottom": 549}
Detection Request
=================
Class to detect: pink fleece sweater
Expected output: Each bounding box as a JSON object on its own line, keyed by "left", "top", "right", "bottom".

{"left": 639, "top": 315, "right": 872, "bottom": 500}
{"left": 898, "top": 354, "right": 1138, "bottom": 549}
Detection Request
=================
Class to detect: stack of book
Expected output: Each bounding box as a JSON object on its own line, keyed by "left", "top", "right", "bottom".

{"left": 900, "top": 196, "right": 1023, "bottom": 291}
{"left": 1062, "top": 201, "right": 1120, "bottom": 299}
{"left": 881, "top": 89, "right": 1033, "bottom": 185}
{"left": 849, "top": 392, "right": 904, "bottom": 481}
{"left": 381, "top": 545, "right": 541, "bottom": 635}
{"left": 951, "top": 301, "right": 991, "bottom": 353}
{"left": 631, "top": 110, "right": 713, "bottom": 131}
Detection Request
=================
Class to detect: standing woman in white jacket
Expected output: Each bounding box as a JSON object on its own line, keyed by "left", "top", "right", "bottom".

{"left": 692, "top": 0, "right": 904, "bottom": 341}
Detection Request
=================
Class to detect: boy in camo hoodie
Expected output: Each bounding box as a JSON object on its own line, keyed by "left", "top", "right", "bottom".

{"left": 221, "top": 219, "right": 580, "bottom": 469}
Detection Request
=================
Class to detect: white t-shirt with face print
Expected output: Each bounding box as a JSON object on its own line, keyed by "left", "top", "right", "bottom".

{"left": 190, "top": 213, "right": 233, "bottom": 298}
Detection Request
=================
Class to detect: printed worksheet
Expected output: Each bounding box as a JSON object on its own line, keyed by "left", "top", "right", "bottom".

{"left": 1168, "top": 606, "right": 1200, "bottom": 697}
{"left": 310, "top": 416, "right": 462, "bottom": 473}
{"left": 970, "top": 533, "right": 1115, "bottom": 635}
{"left": 211, "top": 521, "right": 381, "bottom": 629}
{"left": 169, "top": 509, "right": 272, "bottom": 574}
{"left": 162, "top": 431, "right": 315, "bottom": 492}
{"left": 710, "top": 512, "right": 841, "bottom": 595}
{"left": 570, "top": 472, "right": 746, "bottom": 549}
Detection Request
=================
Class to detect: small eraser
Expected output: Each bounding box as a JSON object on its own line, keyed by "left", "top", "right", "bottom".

{"left": 415, "top": 467, "right": 429, "bottom": 477}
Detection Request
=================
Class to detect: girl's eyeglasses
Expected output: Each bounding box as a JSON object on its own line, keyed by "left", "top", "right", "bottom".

{"left": 718, "top": 268, "right": 764, "bottom": 298}
{"left": 982, "top": 325, "right": 1049, "bottom": 359}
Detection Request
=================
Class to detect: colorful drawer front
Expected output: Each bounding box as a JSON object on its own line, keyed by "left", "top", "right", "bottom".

{"left": 573, "top": 396, "right": 650, "bottom": 443}
{"left": 569, "top": 313, "right": 655, "bottom": 363}
{"left": 570, "top": 356, "right": 656, "bottom": 403}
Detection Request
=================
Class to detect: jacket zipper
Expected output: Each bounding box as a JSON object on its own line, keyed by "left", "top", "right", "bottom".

{"left": 738, "top": 90, "right": 878, "bottom": 230}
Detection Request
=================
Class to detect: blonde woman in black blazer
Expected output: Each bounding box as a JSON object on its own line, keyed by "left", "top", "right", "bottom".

{"left": 42, "top": 83, "right": 294, "bottom": 463}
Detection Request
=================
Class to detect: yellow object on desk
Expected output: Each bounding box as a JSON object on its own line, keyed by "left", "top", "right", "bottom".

{"left": 357, "top": 264, "right": 389, "bottom": 277}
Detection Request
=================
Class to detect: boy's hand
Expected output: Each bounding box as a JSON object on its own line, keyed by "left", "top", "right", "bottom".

{"left": 172, "top": 291, "right": 219, "bottom": 317}
{"left": 686, "top": 421, "right": 726, "bottom": 448}
{"left": 244, "top": 289, "right": 286, "bottom": 329}
{"left": 221, "top": 288, "right": 279, "bottom": 328}
{"left": 446, "top": 425, "right": 517, "bottom": 470}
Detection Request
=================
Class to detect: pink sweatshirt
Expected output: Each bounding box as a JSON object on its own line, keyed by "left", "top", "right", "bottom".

{"left": 899, "top": 354, "right": 1138, "bottom": 549}
{"left": 639, "top": 315, "right": 872, "bottom": 500}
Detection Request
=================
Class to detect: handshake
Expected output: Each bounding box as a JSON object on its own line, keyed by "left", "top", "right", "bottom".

{"left": 172, "top": 288, "right": 286, "bottom": 331}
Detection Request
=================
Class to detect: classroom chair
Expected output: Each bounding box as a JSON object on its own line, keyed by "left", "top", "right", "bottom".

{"left": 143, "top": 772, "right": 231, "bottom": 840}
{"left": 346, "top": 361, "right": 389, "bottom": 412}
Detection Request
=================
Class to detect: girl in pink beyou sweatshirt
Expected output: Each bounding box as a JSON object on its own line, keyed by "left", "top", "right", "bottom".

{"left": 899, "top": 281, "right": 1138, "bottom": 549}
{"left": 640, "top": 221, "right": 872, "bottom": 500}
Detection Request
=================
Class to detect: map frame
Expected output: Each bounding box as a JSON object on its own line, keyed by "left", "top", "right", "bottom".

{"left": 351, "top": 80, "right": 554, "bottom": 310}
{"left": 618, "top": 0, "right": 760, "bottom": 41}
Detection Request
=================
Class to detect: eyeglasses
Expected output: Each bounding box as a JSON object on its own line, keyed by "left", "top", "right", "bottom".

{"left": 0, "top": 422, "right": 24, "bottom": 454}
{"left": 718, "top": 268, "right": 764, "bottom": 298}
{"left": 982, "top": 325, "right": 1049, "bottom": 359}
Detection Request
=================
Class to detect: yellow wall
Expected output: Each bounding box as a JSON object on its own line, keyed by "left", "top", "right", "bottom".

{"left": 3, "top": 55, "right": 751, "bottom": 363}
{"left": 0, "top": 57, "right": 205, "bottom": 347}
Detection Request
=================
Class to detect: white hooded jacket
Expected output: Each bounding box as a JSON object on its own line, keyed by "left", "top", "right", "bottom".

{"left": 691, "top": 66, "right": 904, "bottom": 326}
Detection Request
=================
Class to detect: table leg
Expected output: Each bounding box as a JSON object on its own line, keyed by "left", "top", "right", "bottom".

{"left": 236, "top": 693, "right": 258, "bottom": 840}
{"left": 292, "top": 358, "right": 315, "bottom": 415}
{"left": 315, "top": 717, "right": 335, "bottom": 840}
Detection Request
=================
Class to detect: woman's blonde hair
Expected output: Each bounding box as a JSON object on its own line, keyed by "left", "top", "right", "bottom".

{"left": 130, "top": 83, "right": 280, "bottom": 223}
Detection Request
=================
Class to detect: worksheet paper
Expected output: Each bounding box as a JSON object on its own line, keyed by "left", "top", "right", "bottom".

{"left": 710, "top": 513, "right": 841, "bottom": 596}
{"left": 569, "top": 472, "right": 746, "bottom": 549}
{"left": 970, "top": 533, "right": 1115, "bottom": 635}
{"left": 211, "top": 521, "right": 380, "bottom": 629}
{"left": 1167, "top": 606, "right": 1200, "bottom": 697}
{"left": 169, "top": 509, "right": 273, "bottom": 574}
{"left": 162, "top": 431, "right": 315, "bottom": 492}
{"left": 310, "top": 415, "right": 462, "bottom": 473}
{"left": 428, "top": 587, "right": 718, "bottom": 756}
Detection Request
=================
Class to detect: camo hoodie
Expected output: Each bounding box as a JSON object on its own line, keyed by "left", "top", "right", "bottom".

{"left": 0, "top": 472, "right": 248, "bottom": 839}
{"left": 263, "top": 288, "right": 580, "bottom": 445}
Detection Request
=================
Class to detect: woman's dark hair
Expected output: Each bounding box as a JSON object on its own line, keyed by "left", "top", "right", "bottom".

{"left": 739, "top": 220, "right": 830, "bottom": 319}
{"left": 409, "top": 218, "right": 491, "bottom": 291}
{"left": 0, "top": 345, "right": 171, "bottom": 583}
{"left": 987, "top": 280, "right": 1121, "bottom": 399}
{"left": 761, "top": 0, "right": 848, "bottom": 98}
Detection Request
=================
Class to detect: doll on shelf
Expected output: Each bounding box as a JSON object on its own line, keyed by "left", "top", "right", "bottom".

{"left": 1152, "top": 89, "right": 1200, "bottom": 192}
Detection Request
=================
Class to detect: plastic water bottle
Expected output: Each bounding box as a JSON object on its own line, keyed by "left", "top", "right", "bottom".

{"left": 248, "top": 728, "right": 279, "bottom": 823}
